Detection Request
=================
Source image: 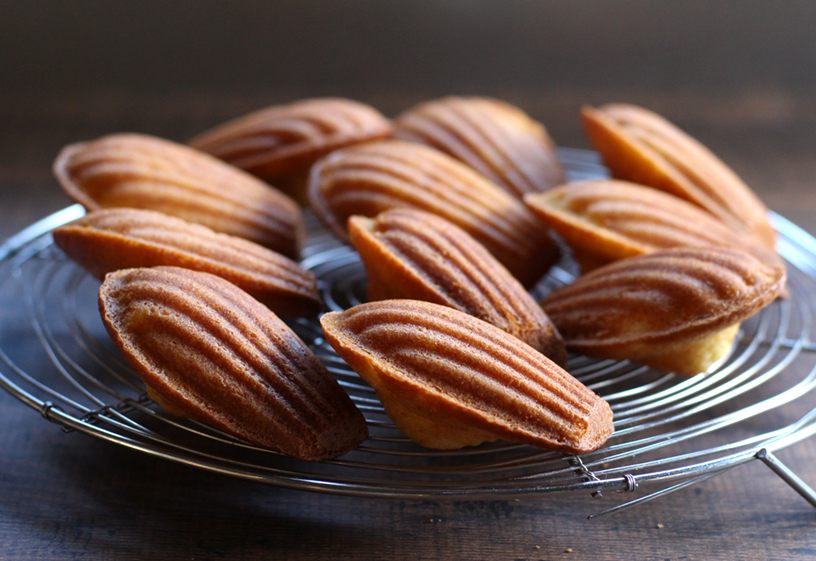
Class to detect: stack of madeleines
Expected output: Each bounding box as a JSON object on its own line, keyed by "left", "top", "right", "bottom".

{"left": 50, "top": 96, "right": 786, "bottom": 461}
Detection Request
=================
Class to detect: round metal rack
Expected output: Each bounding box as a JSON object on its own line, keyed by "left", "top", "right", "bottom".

{"left": 2, "top": 148, "right": 816, "bottom": 518}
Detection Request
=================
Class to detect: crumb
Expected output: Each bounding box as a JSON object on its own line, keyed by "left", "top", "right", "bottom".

{"left": 657, "top": 523, "right": 664, "bottom": 529}
{"left": 535, "top": 545, "right": 540, "bottom": 550}
{"left": 565, "top": 548, "right": 573, "bottom": 553}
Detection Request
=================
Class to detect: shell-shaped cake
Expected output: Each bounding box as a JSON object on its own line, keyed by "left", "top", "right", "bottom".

{"left": 54, "top": 133, "right": 304, "bottom": 259}
{"left": 320, "top": 300, "right": 613, "bottom": 454}
{"left": 99, "top": 266, "right": 368, "bottom": 461}
{"left": 54, "top": 208, "right": 320, "bottom": 318}
{"left": 393, "top": 97, "right": 564, "bottom": 198}
{"left": 308, "top": 139, "right": 559, "bottom": 286}
{"left": 524, "top": 180, "right": 783, "bottom": 272}
{"left": 582, "top": 104, "right": 776, "bottom": 249}
{"left": 189, "top": 98, "right": 393, "bottom": 204}
{"left": 348, "top": 209, "right": 567, "bottom": 365}
{"left": 541, "top": 247, "right": 786, "bottom": 376}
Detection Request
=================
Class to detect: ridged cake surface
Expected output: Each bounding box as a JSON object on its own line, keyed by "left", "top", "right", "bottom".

{"left": 99, "top": 266, "right": 367, "bottom": 461}
{"left": 321, "top": 300, "right": 612, "bottom": 453}
{"left": 582, "top": 104, "right": 776, "bottom": 249}
{"left": 525, "top": 180, "right": 783, "bottom": 272}
{"left": 308, "top": 139, "right": 559, "bottom": 286}
{"left": 348, "top": 209, "right": 567, "bottom": 365}
{"left": 189, "top": 98, "right": 393, "bottom": 204}
{"left": 54, "top": 133, "right": 304, "bottom": 258}
{"left": 54, "top": 208, "right": 320, "bottom": 318}
{"left": 393, "top": 97, "right": 564, "bottom": 198}
{"left": 541, "top": 247, "right": 785, "bottom": 376}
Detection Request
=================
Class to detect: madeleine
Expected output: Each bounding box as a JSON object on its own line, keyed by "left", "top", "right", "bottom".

{"left": 394, "top": 96, "right": 564, "bottom": 198}
{"left": 582, "top": 104, "right": 776, "bottom": 249}
{"left": 321, "top": 300, "right": 612, "bottom": 453}
{"left": 541, "top": 247, "right": 785, "bottom": 376}
{"left": 99, "top": 266, "right": 367, "bottom": 461}
{"left": 348, "top": 209, "right": 566, "bottom": 365}
{"left": 54, "top": 133, "right": 304, "bottom": 258}
{"left": 525, "top": 180, "right": 783, "bottom": 273}
{"left": 308, "top": 139, "right": 559, "bottom": 286}
{"left": 189, "top": 98, "right": 393, "bottom": 204}
{"left": 54, "top": 208, "right": 320, "bottom": 318}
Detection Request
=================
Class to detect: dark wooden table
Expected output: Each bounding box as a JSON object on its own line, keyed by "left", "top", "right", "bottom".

{"left": 2, "top": 90, "right": 816, "bottom": 560}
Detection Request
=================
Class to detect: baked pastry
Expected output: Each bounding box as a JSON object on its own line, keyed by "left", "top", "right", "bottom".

{"left": 393, "top": 96, "right": 564, "bottom": 198}
{"left": 99, "top": 266, "right": 368, "bottom": 461}
{"left": 541, "top": 247, "right": 785, "bottom": 376}
{"left": 53, "top": 208, "right": 320, "bottom": 318}
{"left": 189, "top": 98, "right": 393, "bottom": 205}
{"left": 348, "top": 208, "right": 567, "bottom": 365}
{"left": 321, "top": 300, "right": 613, "bottom": 453}
{"left": 524, "top": 180, "right": 783, "bottom": 273}
{"left": 308, "top": 139, "right": 559, "bottom": 287}
{"left": 582, "top": 103, "right": 776, "bottom": 249}
{"left": 54, "top": 133, "right": 304, "bottom": 259}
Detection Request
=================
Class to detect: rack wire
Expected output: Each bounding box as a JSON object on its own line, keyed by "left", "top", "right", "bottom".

{"left": 2, "top": 148, "right": 816, "bottom": 518}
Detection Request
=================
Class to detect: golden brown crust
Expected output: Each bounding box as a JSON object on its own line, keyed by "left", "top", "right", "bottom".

{"left": 307, "top": 139, "right": 559, "bottom": 287}
{"left": 393, "top": 97, "right": 564, "bottom": 198}
{"left": 524, "top": 180, "right": 784, "bottom": 272}
{"left": 53, "top": 133, "right": 304, "bottom": 258}
{"left": 99, "top": 266, "right": 367, "bottom": 461}
{"left": 582, "top": 104, "right": 776, "bottom": 249}
{"left": 53, "top": 208, "right": 320, "bottom": 318}
{"left": 541, "top": 247, "right": 786, "bottom": 375}
{"left": 348, "top": 209, "right": 567, "bottom": 365}
{"left": 320, "top": 300, "right": 613, "bottom": 454}
{"left": 189, "top": 98, "right": 393, "bottom": 204}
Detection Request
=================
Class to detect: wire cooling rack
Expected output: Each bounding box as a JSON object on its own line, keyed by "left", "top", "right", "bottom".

{"left": 2, "top": 148, "right": 816, "bottom": 518}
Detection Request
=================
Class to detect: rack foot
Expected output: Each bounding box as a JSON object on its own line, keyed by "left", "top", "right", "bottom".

{"left": 757, "top": 448, "right": 816, "bottom": 509}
